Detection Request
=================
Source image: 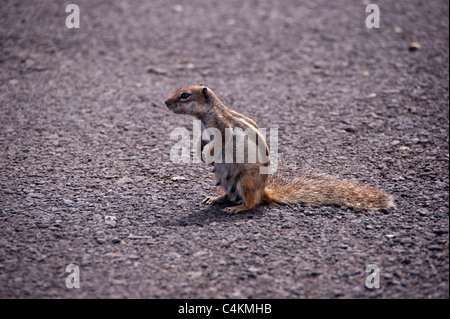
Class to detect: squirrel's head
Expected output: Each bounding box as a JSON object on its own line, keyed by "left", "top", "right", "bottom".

{"left": 165, "top": 85, "right": 212, "bottom": 118}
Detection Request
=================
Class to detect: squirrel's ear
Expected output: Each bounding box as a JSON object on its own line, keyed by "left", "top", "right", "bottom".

{"left": 202, "top": 87, "right": 209, "bottom": 100}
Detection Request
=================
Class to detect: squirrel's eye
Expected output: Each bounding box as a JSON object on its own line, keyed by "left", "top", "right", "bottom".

{"left": 180, "top": 93, "right": 191, "bottom": 100}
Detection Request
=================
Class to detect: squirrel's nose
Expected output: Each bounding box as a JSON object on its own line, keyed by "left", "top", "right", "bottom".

{"left": 164, "top": 99, "right": 170, "bottom": 106}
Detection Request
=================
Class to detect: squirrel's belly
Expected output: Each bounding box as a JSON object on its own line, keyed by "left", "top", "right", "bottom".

{"left": 214, "top": 163, "right": 240, "bottom": 201}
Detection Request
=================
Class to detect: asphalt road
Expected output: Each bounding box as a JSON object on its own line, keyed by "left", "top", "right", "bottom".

{"left": 0, "top": 0, "right": 448, "bottom": 298}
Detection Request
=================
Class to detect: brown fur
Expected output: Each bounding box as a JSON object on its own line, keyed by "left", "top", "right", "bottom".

{"left": 165, "top": 85, "right": 395, "bottom": 214}
{"left": 264, "top": 172, "right": 394, "bottom": 210}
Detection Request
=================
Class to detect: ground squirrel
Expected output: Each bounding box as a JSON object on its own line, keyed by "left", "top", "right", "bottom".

{"left": 165, "top": 85, "right": 394, "bottom": 214}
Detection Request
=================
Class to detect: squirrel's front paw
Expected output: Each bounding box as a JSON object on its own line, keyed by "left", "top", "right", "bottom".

{"left": 202, "top": 196, "right": 215, "bottom": 205}
{"left": 202, "top": 194, "right": 227, "bottom": 205}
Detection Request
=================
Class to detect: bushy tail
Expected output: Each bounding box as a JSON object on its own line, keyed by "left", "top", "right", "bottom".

{"left": 264, "top": 172, "right": 394, "bottom": 211}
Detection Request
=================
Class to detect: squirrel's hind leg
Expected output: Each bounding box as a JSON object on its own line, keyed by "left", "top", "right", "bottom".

{"left": 222, "top": 204, "right": 251, "bottom": 214}
{"left": 222, "top": 188, "right": 263, "bottom": 214}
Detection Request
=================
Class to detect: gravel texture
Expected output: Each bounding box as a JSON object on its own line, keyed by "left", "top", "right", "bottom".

{"left": 0, "top": 0, "right": 448, "bottom": 298}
